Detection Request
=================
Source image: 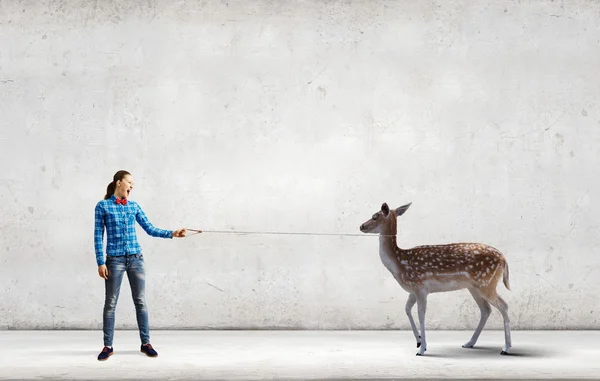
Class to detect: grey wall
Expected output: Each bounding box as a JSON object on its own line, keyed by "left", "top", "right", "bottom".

{"left": 1, "top": 0, "right": 599, "bottom": 330}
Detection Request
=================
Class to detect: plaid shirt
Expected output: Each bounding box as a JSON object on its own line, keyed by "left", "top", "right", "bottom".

{"left": 94, "top": 195, "right": 173, "bottom": 266}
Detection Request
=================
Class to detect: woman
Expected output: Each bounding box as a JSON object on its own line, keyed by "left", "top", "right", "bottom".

{"left": 94, "top": 170, "right": 188, "bottom": 361}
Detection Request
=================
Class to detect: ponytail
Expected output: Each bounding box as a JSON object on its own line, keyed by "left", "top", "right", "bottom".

{"left": 103, "top": 170, "right": 131, "bottom": 200}
{"left": 104, "top": 181, "right": 115, "bottom": 200}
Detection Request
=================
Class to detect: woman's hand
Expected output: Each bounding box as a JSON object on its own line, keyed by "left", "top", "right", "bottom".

{"left": 98, "top": 265, "right": 109, "bottom": 280}
{"left": 172, "top": 228, "right": 187, "bottom": 238}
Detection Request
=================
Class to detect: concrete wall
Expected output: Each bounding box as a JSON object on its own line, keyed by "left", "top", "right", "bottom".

{"left": 1, "top": 0, "right": 599, "bottom": 330}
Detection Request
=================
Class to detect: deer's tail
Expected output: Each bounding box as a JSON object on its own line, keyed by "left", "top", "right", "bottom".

{"left": 503, "top": 260, "right": 511, "bottom": 291}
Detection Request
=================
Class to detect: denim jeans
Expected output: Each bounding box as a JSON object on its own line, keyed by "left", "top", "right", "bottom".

{"left": 103, "top": 254, "right": 149, "bottom": 347}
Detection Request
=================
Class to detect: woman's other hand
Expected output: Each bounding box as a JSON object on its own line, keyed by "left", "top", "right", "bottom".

{"left": 98, "top": 265, "right": 108, "bottom": 280}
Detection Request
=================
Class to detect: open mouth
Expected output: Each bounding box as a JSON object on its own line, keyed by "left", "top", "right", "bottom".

{"left": 127, "top": 189, "right": 131, "bottom": 196}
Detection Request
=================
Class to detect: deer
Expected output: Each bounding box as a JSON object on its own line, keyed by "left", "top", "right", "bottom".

{"left": 359, "top": 202, "right": 512, "bottom": 356}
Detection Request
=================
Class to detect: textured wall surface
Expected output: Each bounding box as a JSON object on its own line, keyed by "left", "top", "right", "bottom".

{"left": 1, "top": 0, "right": 599, "bottom": 330}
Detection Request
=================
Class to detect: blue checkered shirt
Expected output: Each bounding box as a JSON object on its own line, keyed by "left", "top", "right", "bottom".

{"left": 94, "top": 195, "right": 173, "bottom": 266}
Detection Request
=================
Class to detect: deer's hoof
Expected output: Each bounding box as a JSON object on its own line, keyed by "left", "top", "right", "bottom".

{"left": 462, "top": 339, "right": 476, "bottom": 348}
{"left": 500, "top": 350, "right": 508, "bottom": 355}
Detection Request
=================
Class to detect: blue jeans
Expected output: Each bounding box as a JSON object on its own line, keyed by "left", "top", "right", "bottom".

{"left": 103, "top": 254, "right": 150, "bottom": 347}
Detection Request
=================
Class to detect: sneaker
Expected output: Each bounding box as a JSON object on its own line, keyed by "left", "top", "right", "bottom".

{"left": 140, "top": 343, "right": 158, "bottom": 357}
{"left": 97, "top": 346, "right": 113, "bottom": 361}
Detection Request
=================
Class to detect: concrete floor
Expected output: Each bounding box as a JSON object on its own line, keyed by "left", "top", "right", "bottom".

{"left": 0, "top": 330, "right": 598, "bottom": 380}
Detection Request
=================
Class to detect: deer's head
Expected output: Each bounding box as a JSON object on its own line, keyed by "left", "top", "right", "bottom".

{"left": 359, "top": 202, "right": 412, "bottom": 235}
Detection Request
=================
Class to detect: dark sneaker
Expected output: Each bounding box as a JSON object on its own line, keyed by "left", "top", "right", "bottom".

{"left": 97, "top": 346, "right": 113, "bottom": 361}
{"left": 141, "top": 343, "right": 158, "bottom": 357}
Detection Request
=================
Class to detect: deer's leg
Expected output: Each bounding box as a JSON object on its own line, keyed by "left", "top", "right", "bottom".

{"left": 490, "top": 295, "right": 511, "bottom": 355}
{"left": 481, "top": 289, "right": 512, "bottom": 355}
{"left": 405, "top": 293, "right": 421, "bottom": 347}
{"left": 416, "top": 293, "right": 428, "bottom": 356}
{"left": 462, "top": 288, "right": 491, "bottom": 348}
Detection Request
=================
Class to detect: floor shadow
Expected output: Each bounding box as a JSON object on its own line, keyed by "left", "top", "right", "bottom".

{"left": 417, "top": 345, "right": 555, "bottom": 359}
{"left": 60, "top": 349, "right": 142, "bottom": 356}
{"left": 470, "top": 345, "right": 552, "bottom": 358}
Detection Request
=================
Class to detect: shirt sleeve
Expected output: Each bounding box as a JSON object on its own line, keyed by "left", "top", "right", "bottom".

{"left": 135, "top": 203, "right": 173, "bottom": 239}
{"left": 94, "top": 202, "right": 106, "bottom": 266}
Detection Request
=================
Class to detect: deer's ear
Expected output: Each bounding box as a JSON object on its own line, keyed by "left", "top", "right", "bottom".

{"left": 381, "top": 202, "right": 390, "bottom": 216}
{"left": 395, "top": 202, "right": 412, "bottom": 216}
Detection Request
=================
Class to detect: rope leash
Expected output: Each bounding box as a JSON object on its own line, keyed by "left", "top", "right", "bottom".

{"left": 184, "top": 228, "right": 396, "bottom": 238}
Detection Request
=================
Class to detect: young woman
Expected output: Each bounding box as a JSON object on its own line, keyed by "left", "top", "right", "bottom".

{"left": 94, "top": 170, "right": 188, "bottom": 361}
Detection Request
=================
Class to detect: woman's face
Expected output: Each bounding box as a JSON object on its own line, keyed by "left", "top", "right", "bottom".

{"left": 115, "top": 174, "right": 134, "bottom": 198}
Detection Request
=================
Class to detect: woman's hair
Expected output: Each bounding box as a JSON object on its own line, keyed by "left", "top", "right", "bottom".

{"left": 104, "top": 170, "right": 131, "bottom": 200}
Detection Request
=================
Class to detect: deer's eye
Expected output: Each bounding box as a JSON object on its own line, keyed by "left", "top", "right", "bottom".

{"left": 372, "top": 214, "right": 378, "bottom": 220}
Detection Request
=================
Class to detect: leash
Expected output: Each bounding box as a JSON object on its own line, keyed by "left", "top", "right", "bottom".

{"left": 184, "top": 228, "right": 396, "bottom": 237}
